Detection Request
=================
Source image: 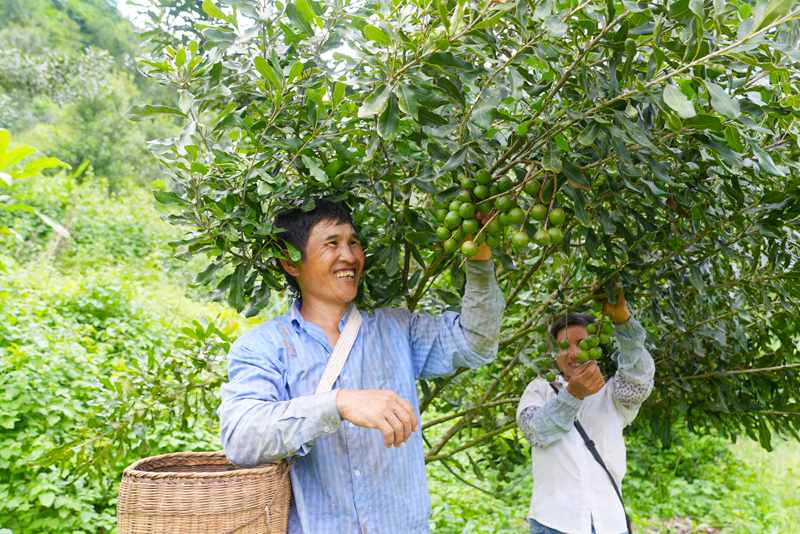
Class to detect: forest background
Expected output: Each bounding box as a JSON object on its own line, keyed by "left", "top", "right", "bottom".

{"left": 0, "top": 0, "right": 799, "bottom": 533}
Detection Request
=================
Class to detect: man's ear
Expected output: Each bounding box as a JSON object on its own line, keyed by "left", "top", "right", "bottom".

{"left": 279, "top": 255, "right": 301, "bottom": 277}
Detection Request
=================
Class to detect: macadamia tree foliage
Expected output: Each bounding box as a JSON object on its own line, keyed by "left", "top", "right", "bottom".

{"left": 45, "top": 0, "right": 800, "bottom": 489}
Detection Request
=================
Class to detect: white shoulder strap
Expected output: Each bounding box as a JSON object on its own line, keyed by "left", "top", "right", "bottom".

{"left": 315, "top": 306, "right": 362, "bottom": 394}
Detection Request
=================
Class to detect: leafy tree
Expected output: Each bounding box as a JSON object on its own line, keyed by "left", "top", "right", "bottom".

{"left": 0, "top": 0, "right": 138, "bottom": 61}
{"left": 54, "top": 0, "right": 800, "bottom": 488}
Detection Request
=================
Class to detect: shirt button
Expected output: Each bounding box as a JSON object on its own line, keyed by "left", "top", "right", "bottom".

{"left": 349, "top": 422, "right": 354, "bottom": 428}
{"left": 354, "top": 470, "right": 361, "bottom": 477}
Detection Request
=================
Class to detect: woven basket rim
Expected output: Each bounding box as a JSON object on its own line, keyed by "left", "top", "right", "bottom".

{"left": 123, "top": 451, "right": 287, "bottom": 479}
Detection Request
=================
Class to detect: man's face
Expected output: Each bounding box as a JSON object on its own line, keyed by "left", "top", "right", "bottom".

{"left": 555, "top": 324, "right": 590, "bottom": 382}
{"left": 293, "top": 220, "right": 364, "bottom": 307}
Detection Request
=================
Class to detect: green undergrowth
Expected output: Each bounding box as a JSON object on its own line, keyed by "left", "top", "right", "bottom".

{"left": 425, "top": 423, "right": 800, "bottom": 534}
{"left": 0, "top": 178, "right": 277, "bottom": 534}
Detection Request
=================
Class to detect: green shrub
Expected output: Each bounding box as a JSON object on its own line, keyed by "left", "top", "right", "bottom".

{"left": 0, "top": 262, "right": 240, "bottom": 534}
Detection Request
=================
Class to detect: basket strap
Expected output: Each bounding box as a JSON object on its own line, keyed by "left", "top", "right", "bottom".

{"left": 219, "top": 458, "right": 294, "bottom": 534}
{"left": 315, "top": 306, "right": 362, "bottom": 394}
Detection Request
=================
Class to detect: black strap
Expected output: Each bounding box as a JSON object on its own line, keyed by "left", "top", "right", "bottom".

{"left": 549, "top": 383, "right": 633, "bottom": 534}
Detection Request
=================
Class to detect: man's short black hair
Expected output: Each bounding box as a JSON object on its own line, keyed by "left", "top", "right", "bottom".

{"left": 551, "top": 313, "right": 595, "bottom": 340}
{"left": 273, "top": 198, "right": 357, "bottom": 293}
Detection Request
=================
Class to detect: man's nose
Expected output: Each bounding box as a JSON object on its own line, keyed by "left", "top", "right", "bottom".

{"left": 338, "top": 242, "right": 357, "bottom": 262}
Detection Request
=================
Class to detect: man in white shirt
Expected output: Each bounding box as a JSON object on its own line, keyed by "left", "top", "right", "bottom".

{"left": 516, "top": 294, "right": 655, "bottom": 534}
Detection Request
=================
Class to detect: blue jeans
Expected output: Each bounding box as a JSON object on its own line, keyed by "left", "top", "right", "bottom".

{"left": 529, "top": 518, "right": 597, "bottom": 534}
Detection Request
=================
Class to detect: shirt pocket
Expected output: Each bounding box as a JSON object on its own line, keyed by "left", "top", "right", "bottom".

{"left": 363, "top": 360, "right": 396, "bottom": 390}
{"left": 361, "top": 343, "right": 400, "bottom": 391}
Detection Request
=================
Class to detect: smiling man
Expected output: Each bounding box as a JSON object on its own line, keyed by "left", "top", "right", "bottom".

{"left": 219, "top": 199, "right": 504, "bottom": 534}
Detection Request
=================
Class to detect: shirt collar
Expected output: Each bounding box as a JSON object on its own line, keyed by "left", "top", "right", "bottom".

{"left": 289, "top": 299, "right": 355, "bottom": 333}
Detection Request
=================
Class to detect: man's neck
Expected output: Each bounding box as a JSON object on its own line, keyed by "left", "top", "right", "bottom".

{"left": 298, "top": 294, "right": 350, "bottom": 335}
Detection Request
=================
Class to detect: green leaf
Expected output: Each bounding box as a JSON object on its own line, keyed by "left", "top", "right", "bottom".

{"left": 470, "top": 86, "right": 506, "bottom": 130}
{"left": 126, "top": 105, "right": 187, "bottom": 122}
{"left": 377, "top": 94, "right": 400, "bottom": 140}
{"left": 37, "top": 212, "right": 71, "bottom": 239}
{"left": 307, "top": 88, "right": 325, "bottom": 111}
{"left": 192, "top": 262, "right": 224, "bottom": 286}
{"left": 752, "top": 0, "right": 795, "bottom": 30}
{"left": 542, "top": 142, "right": 562, "bottom": 173}
{"left": 766, "top": 42, "right": 800, "bottom": 62}
{"left": 302, "top": 155, "right": 329, "bottom": 182}
{"left": 38, "top": 492, "right": 56, "bottom": 507}
{"left": 689, "top": 264, "right": 705, "bottom": 290}
{"left": 689, "top": 0, "right": 704, "bottom": 16}
{"left": 22, "top": 157, "right": 68, "bottom": 175}
{"left": 397, "top": 84, "right": 419, "bottom": 120}
{"left": 333, "top": 82, "right": 346, "bottom": 108}
{"left": 254, "top": 56, "right": 282, "bottom": 89}
{"left": 451, "top": 259, "right": 467, "bottom": 288}
{"left": 684, "top": 115, "right": 723, "bottom": 131}
{"left": 517, "top": 119, "right": 534, "bottom": 136}
{"left": 704, "top": 82, "right": 740, "bottom": 119}
{"left": 441, "top": 147, "right": 468, "bottom": 173}
{"left": 417, "top": 108, "right": 449, "bottom": 127}
{"left": 563, "top": 187, "right": 591, "bottom": 226}
{"left": 227, "top": 264, "right": 247, "bottom": 312}
{"left": 543, "top": 16, "right": 568, "bottom": 38}
{"left": 561, "top": 160, "right": 591, "bottom": 190}
{"left": 622, "top": 1, "right": 649, "bottom": 12}
{"left": 748, "top": 141, "right": 785, "bottom": 176}
{"left": 286, "top": 3, "right": 314, "bottom": 35}
{"left": 201, "top": 27, "right": 237, "bottom": 45}
{"left": 295, "top": 0, "right": 319, "bottom": 27}
{"left": 405, "top": 231, "right": 439, "bottom": 245}
{"left": 424, "top": 52, "right": 476, "bottom": 75}
{"left": 202, "top": 0, "right": 235, "bottom": 24}
{"left": 664, "top": 112, "right": 682, "bottom": 133}
{"left": 663, "top": 85, "right": 696, "bottom": 119}
{"left": 289, "top": 61, "right": 305, "bottom": 82}
{"left": 364, "top": 25, "right": 392, "bottom": 45}
{"left": 578, "top": 122, "right": 600, "bottom": 146}
{"left": 152, "top": 189, "right": 191, "bottom": 206}
{"left": 358, "top": 84, "right": 392, "bottom": 118}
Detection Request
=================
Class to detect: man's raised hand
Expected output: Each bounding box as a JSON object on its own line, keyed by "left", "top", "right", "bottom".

{"left": 566, "top": 361, "right": 606, "bottom": 400}
{"left": 337, "top": 389, "right": 419, "bottom": 448}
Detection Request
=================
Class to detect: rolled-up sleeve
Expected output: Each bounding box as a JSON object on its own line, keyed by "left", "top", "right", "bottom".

{"left": 410, "top": 259, "right": 505, "bottom": 379}
{"left": 610, "top": 316, "right": 655, "bottom": 416}
{"left": 218, "top": 326, "right": 342, "bottom": 467}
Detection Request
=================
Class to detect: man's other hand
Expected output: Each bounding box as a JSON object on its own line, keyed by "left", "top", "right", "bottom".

{"left": 602, "top": 289, "right": 631, "bottom": 324}
{"left": 566, "top": 361, "right": 606, "bottom": 400}
{"left": 337, "top": 389, "right": 419, "bottom": 448}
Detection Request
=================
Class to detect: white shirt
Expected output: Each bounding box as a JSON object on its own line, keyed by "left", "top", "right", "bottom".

{"left": 516, "top": 318, "right": 654, "bottom": 534}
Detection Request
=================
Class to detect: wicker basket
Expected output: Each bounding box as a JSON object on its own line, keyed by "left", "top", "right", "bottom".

{"left": 117, "top": 451, "right": 292, "bottom": 534}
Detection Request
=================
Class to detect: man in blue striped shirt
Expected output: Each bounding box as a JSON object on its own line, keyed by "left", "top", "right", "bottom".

{"left": 219, "top": 199, "right": 505, "bottom": 533}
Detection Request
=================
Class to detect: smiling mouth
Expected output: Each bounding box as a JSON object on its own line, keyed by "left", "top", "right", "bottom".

{"left": 335, "top": 270, "right": 356, "bottom": 280}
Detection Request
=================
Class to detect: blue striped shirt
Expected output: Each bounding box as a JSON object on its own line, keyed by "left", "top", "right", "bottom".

{"left": 219, "top": 259, "right": 504, "bottom": 534}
